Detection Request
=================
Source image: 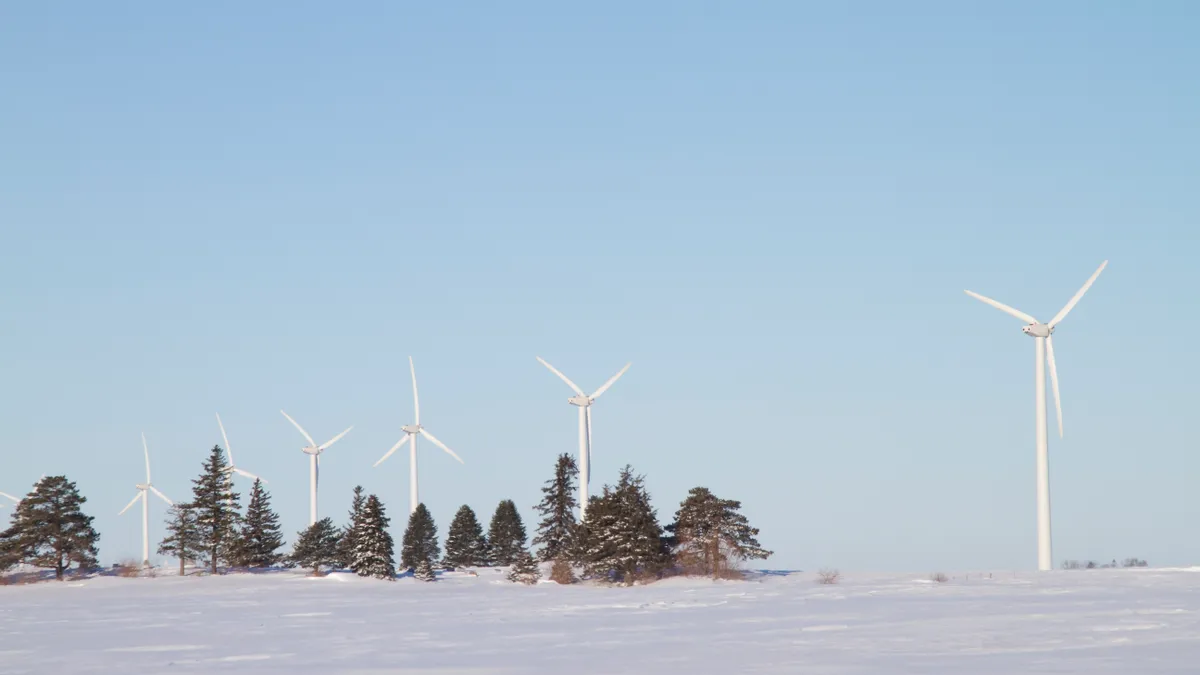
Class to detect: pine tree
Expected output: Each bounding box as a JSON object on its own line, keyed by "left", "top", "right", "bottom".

{"left": 507, "top": 549, "right": 541, "bottom": 585}
{"left": 665, "top": 487, "right": 772, "bottom": 579}
{"left": 576, "top": 466, "right": 668, "bottom": 584}
{"left": 288, "top": 517, "right": 341, "bottom": 575}
{"left": 189, "top": 445, "right": 242, "bottom": 574}
{"left": 157, "top": 504, "right": 202, "bottom": 576}
{"left": 400, "top": 503, "right": 439, "bottom": 572}
{"left": 532, "top": 454, "right": 578, "bottom": 563}
{"left": 231, "top": 479, "right": 284, "bottom": 569}
{"left": 0, "top": 476, "right": 100, "bottom": 580}
{"left": 414, "top": 557, "right": 437, "bottom": 582}
{"left": 486, "top": 499, "right": 526, "bottom": 566}
{"left": 441, "top": 505, "right": 488, "bottom": 570}
{"left": 337, "top": 485, "right": 367, "bottom": 568}
{"left": 351, "top": 494, "right": 395, "bottom": 580}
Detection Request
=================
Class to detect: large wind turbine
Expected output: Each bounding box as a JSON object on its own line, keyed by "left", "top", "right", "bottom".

{"left": 965, "top": 260, "right": 1107, "bottom": 571}
{"left": 374, "top": 357, "right": 464, "bottom": 514}
{"left": 118, "top": 433, "right": 174, "bottom": 567}
{"left": 281, "top": 411, "right": 352, "bottom": 526}
{"left": 536, "top": 357, "right": 631, "bottom": 519}
{"left": 216, "top": 413, "right": 265, "bottom": 487}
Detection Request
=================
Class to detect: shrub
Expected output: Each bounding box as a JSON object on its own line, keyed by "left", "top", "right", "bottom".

{"left": 930, "top": 572, "right": 948, "bottom": 583}
{"left": 816, "top": 568, "right": 841, "bottom": 585}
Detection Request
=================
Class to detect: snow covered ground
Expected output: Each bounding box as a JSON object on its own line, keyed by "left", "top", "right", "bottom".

{"left": 3, "top": 567, "right": 1200, "bottom": 673}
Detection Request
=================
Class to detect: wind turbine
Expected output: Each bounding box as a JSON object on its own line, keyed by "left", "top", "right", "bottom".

{"left": 216, "top": 413, "right": 265, "bottom": 488}
{"left": 965, "top": 260, "right": 1107, "bottom": 572}
{"left": 536, "top": 357, "right": 631, "bottom": 519}
{"left": 373, "top": 357, "right": 464, "bottom": 514}
{"left": 118, "top": 433, "right": 174, "bottom": 567}
{"left": 280, "top": 411, "right": 352, "bottom": 526}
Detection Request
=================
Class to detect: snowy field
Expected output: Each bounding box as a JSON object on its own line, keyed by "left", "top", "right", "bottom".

{"left": 3, "top": 567, "right": 1200, "bottom": 674}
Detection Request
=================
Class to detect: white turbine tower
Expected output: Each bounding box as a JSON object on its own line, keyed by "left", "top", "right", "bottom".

{"left": 216, "top": 413, "right": 265, "bottom": 487}
{"left": 118, "top": 433, "right": 174, "bottom": 567}
{"left": 536, "top": 357, "right": 631, "bottom": 519}
{"left": 281, "top": 411, "right": 352, "bottom": 526}
{"left": 374, "top": 357, "right": 464, "bottom": 514}
{"left": 965, "top": 260, "right": 1107, "bottom": 572}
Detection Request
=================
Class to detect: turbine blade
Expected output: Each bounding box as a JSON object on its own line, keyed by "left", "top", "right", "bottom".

{"left": 216, "top": 412, "right": 234, "bottom": 466}
{"left": 0, "top": 491, "right": 18, "bottom": 502}
{"left": 149, "top": 485, "right": 174, "bottom": 506}
{"left": 410, "top": 356, "right": 421, "bottom": 426}
{"left": 590, "top": 363, "right": 631, "bottom": 399}
{"left": 142, "top": 432, "right": 152, "bottom": 484}
{"left": 319, "top": 426, "right": 353, "bottom": 450}
{"left": 1045, "top": 336, "right": 1064, "bottom": 438}
{"left": 419, "top": 428, "right": 464, "bottom": 464}
{"left": 963, "top": 290, "right": 1039, "bottom": 325}
{"left": 1049, "top": 260, "right": 1108, "bottom": 328}
{"left": 536, "top": 357, "right": 585, "bottom": 395}
{"left": 374, "top": 437, "right": 407, "bottom": 467}
{"left": 234, "top": 468, "right": 263, "bottom": 483}
{"left": 281, "top": 410, "right": 317, "bottom": 447}
{"left": 118, "top": 492, "right": 142, "bottom": 516}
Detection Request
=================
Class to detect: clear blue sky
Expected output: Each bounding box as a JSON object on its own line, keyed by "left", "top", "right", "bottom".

{"left": 2, "top": 2, "right": 1197, "bottom": 572}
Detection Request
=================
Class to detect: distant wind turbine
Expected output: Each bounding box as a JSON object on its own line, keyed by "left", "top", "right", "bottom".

{"left": 118, "top": 433, "right": 174, "bottom": 567}
{"left": 216, "top": 413, "right": 265, "bottom": 487}
{"left": 965, "top": 260, "right": 1107, "bottom": 571}
{"left": 374, "top": 357, "right": 464, "bottom": 514}
{"left": 536, "top": 357, "right": 631, "bottom": 520}
{"left": 281, "top": 411, "right": 352, "bottom": 526}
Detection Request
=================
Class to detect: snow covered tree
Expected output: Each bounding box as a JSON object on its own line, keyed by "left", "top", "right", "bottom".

{"left": 351, "top": 494, "right": 395, "bottom": 580}
{"left": 665, "top": 487, "right": 772, "bottom": 579}
{"left": 441, "top": 504, "right": 488, "bottom": 569}
{"left": 400, "top": 503, "right": 439, "bottom": 572}
{"left": 575, "top": 466, "right": 669, "bottom": 584}
{"left": 0, "top": 476, "right": 100, "bottom": 580}
{"left": 231, "top": 479, "right": 284, "bottom": 569}
{"left": 158, "top": 504, "right": 202, "bottom": 576}
{"left": 531, "top": 454, "right": 578, "bottom": 562}
{"left": 337, "top": 485, "right": 367, "bottom": 568}
{"left": 189, "top": 445, "right": 242, "bottom": 574}
{"left": 507, "top": 549, "right": 541, "bottom": 585}
{"left": 289, "top": 517, "right": 341, "bottom": 575}
{"left": 486, "top": 499, "right": 526, "bottom": 566}
{"left": 414, "top": 557, "right": 437, "bottom": 582}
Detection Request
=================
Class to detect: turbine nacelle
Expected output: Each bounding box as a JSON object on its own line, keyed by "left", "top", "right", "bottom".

{"left": 401, "top": 424, "right": 421, "bottom": 434}
{"left": 567, "top": 394, "right": 593, "bottom": 407}
{"left": 1022, "top": 323, "right": 1054, "bottom": 338}
{"left": 134, "top": 483, "right": 149, "bottom": 491}
{"left": 301, "top": 445, "right": 322, "bottom": 456}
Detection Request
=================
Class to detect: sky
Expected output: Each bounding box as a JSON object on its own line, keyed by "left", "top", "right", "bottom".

{"left": 1, "top": 1, "right": 1198, "bottom": 572}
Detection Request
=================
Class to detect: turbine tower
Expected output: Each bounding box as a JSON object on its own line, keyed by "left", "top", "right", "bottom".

{"left": 374, "top": 357, "right": 464, "bottom": 514}
{"left": 280, "top": 411, "right": 352, "bottom": 526}
{"left": 536, "top": 357, "right": 631, "bottom": 520}
{"left": 965, "top": 260, "right": 1107, "bottom": 571}
{"left": 216, "top": 413, "right": 266, "bottom": 487}
{"left": 118, "top": 433, "right": 174, "bottom": 567}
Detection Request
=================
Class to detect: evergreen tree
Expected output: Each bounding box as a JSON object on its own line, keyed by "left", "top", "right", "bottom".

{"left": 189, "top": 445, "right": 242, "bottom": 574}
{"left": 507, "top": 549, "right": 541, "bottom": 585}
{"left": 414, "top": 557, "right": 437, "bottom": 582}
{"left": 0, "top": 476, "right": 100, "bottom": 580}
{"left": 531, "top": 454, "right": 578, "bottom": 563}
{"left": 351, "top": 494, "right": 396, "bottom": 580}
{"left": 400, "top": 503, "right": 439, "bottom": 571}
{"left": 231, "top": 479, "right": 284, "bottom": 568}
{"left": 485, "top": 499, "right": 526, "bottom": 566}
{"left": 441, "top": 505, "right": 488, "bottom": 569}
{"left": 665, "top": 487, "right": 772, "bottom": 579}
{"left": 337, "top": 485, "right": 367, "bottom": 568}
{"left": 576, "top": 466, "right": 668, "bottom": 584}
{"left": 288, "top": 517, "right": 341, "bottom": 575}
{"left": 157, "top": 503, "right": 202, "bottom": 576}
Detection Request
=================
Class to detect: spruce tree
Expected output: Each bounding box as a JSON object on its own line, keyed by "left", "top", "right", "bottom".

{"left": 158, "top": 504, "right": 202, "bottom": 576}
{"left": 532, "top": 454, "right": 578, "bottom": 562}
{"left": 414, "top": 557, "right": 437, "bottom": 582}
{"left": 337, "top": 485, "right": 367, "bottom": 568}
{"left": 0, "top": 476, "right": 99, "bottom": 580}
{"left": 232, "top": 479, "right": 284, "bottom": 568}
{"left": 189, "top": 445, "right": 242, "bottom": 574}
{"left": 486, "top": 499, "right": 526, "bottom": 566}
{"left": 288, "top": 517, "right": 341, "bottom": 575}
{"left": 665, "top": 487, "right": 772, "bottom": 579}
{"left": 400, "top": 503, "right": 439, "bottom": 572}
{"left": 441, "top": 505, "right": 488, "bottom": 569}
{"left": 351, "top": 494, "right": 395, "bottom": 580}
{"left": 507, "top": 549, "right": 541, "bottom": 585}
{"left": 576, "top": 466, "right": 668, "bottom": 584}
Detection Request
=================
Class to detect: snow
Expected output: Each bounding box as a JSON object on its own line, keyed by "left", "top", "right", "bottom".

{"left": 3, "top": 567, "right": 1200, "bottom": 673}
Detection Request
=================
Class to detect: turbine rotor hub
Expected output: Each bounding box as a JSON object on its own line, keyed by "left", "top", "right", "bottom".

{"left": 1022, "top": 323, "right": 1053, "bottom": 338}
